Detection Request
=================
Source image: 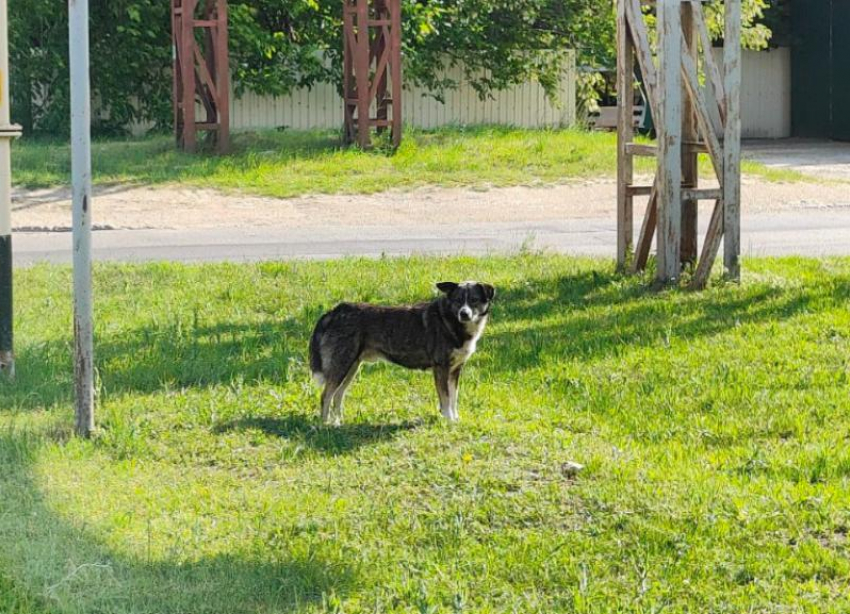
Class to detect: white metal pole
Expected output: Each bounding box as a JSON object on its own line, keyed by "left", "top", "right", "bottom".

{"left": 69, "top": 0, "right": 94, "bottom": 436}
{"left": 0, "top": 0, "right": 21, "bottom": 379}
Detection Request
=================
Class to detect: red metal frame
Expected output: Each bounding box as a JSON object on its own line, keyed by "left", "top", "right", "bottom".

{"left": 172, "top": 0, "right": 230, "bottom": 154}
{"left": 343, "top": 0, "right": 402, "bottom": 149}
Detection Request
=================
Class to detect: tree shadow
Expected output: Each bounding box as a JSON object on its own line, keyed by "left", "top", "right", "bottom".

{"left": 2, "top": 266, "right": 844, "bottom": 412}
{"left": 215, "top": 413, "right": 427, "bottom": 456}
{"left": 485, "top": 267, "right": 835, "bottom": 371}
{"left": 0, "top": 432, "right": 356, "bottom": 614}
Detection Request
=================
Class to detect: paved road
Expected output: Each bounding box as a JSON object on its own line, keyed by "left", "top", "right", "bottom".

{"left": 11, "top": 210, "right": 850, "bottom": 266}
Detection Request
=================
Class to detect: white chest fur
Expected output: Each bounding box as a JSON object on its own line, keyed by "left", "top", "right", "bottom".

{"left": 450, "top": 316, "right": 487, "bottom": 369}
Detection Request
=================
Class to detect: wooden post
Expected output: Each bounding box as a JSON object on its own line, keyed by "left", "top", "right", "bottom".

{"left": 355, "top": 0, "right": 371, "bottom": 148}
{"left": 723, "top": 0, "right": 742, "bottom": 281}
{"left": 616, "top": 0, "right": 634, "bottom": 270}
{"left": 656, "top": 0, "right": 682, "bottom": 283}
{"left": 680, "top": 1, "right": 698, "bottom": 266}
{"left": 389, "top": 0, "right": 402, "bottom": 148}
{"left": 342, "top": 0, "right": 402, "bottom": 149}
{"left": 179, "top": 0, "right": 196, "bottom": 152}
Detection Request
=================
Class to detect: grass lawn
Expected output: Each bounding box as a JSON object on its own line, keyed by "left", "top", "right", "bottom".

{"left": 1, "top": 255, "right": 849, "bottom": 613}
{"left": 12, "top": 127, "right": 811, "bottom": 198}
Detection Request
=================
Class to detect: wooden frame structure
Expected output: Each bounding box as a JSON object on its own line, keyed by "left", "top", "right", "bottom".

{"left": 343, "top": 0, "right": 402, "bottom": 149}
{"left": 616, "top": 0, "right": 741, "bottom": 288}
{"left": 172, "top": 0, "right": 230, "bottom": 154}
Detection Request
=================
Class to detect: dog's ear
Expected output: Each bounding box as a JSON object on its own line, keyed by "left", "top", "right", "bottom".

{"left": 436, "top": 282, "right": 458, "bottom": 295}
{"left": 480, "top": 283, "right": 495, "bottom": 301}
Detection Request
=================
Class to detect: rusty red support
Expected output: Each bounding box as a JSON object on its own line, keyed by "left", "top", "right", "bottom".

{"left": 172, "top": 0, "right": 230, "bottom": 154}
{"left": 343, "top": 0, "right": 402, "bottom": 149}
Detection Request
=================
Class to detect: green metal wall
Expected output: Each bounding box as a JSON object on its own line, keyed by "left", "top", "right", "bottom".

{"left": 792, "top": 0, "right": 850, "bottom": 140}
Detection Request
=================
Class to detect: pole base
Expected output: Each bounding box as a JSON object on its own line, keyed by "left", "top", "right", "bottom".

{"left": 0, "top": 350, "right": 14, "bottom": 381}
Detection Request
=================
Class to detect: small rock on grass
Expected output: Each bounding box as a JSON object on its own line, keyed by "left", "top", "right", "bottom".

{"left": 560, "top": 461, "right": 584, "bottom": 478}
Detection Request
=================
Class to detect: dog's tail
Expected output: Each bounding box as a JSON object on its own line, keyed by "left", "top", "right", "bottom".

{"left": 309, "top": 310, "right": 332, "bottom": 387}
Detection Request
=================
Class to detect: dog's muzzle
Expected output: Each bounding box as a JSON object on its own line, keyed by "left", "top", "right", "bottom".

{"left": 458, "top": 306, "right": 473, "bottom": 322}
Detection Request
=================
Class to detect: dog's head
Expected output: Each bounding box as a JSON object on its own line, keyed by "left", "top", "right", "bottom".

{"left": 436, "top": 281, "right": 495, "bottom": 324}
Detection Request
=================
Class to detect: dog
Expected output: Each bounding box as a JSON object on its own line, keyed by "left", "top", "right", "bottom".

{"left": 309, "top": 281, "right": 495, "bottom": 425}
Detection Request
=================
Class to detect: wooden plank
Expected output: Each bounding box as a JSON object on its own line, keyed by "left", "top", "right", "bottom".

{"left": 390, "top": 0, "right": 402, "bottom": 148}
{"left": 680, "top": 42, "right": 723, "bottom": 177}
{"left": 624, "top": 0, "right": 659, "bottom": 119}
{"left": 724, "top": 0, "right": 742, "bottom": 280}
{"left": 690, "top": 199, "right": 724, "bottom": 289}
{"left": 656, "top": 0, "right": 682, "bottom": 282}
{"left": 215, "top": 0, "right": 229, "bottom": 153}
{"left": 616, "top": 0, "right": 635, "bottom": 269}
{"left": 180, "top": 0, "right": 197, "bottom": 152}
{"left": 682, "top": 188, "right": 722, "bottom": 201}
{"left": 355, "top": 0, "right": 371, "bottom": 148}
{"left": 691, "top": 0, "right": 726, "bottom": 122}
{"left": 626, "top": 184, "right": 653, "bottom": 196}
{"left": 625, "top": 143, "right": 656, "bottom": 156}
{"left": 681, "top": 1, "right": 699, "bottom": 266}
{"left": 630, "top": 180, "right": 658, "bottom": 273}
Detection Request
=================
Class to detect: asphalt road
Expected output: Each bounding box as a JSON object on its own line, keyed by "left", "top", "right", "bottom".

{"left": 11, "top": 210, "right": 850, "bottom": 266}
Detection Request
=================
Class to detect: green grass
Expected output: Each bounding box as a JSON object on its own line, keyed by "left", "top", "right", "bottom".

{"left": 11, "top": 127, "right": 816, "bottom": 198}
{"left": 1, "top": 255, "right": 850, "bottom": 613}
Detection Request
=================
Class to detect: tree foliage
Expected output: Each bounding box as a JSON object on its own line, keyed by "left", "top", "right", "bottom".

{"left": 9, "top": 0, "right": 773, "bottom": 135}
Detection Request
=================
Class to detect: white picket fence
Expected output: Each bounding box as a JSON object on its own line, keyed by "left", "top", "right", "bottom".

{"left": 131, "top": 52, "right": 577, "bottom": 135}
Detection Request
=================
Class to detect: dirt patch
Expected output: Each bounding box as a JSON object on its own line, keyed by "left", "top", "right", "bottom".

{"left": 11, "top": 177, "right": 850, "bottom": 232}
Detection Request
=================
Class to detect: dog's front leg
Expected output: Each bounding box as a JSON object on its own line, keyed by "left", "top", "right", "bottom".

{"left": 433, "top": 366, "right": 454, "bottom": 420}
{"left": 448, "top": 366, "right": 462, "bottom": 421}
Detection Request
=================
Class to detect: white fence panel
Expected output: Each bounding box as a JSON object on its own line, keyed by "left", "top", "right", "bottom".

{"left": 712, "top": 47, "right": 791, "bottom": 139}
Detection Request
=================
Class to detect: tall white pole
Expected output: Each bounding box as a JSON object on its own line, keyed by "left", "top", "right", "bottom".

{"left": 0, "top": 0, "right": 21, "bottom": 379}
{"left": 69, "top": 0, "right": 94, "bottom": 436}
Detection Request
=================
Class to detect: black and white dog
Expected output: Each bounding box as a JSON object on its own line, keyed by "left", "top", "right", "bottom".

{"left": 309, "top": 281, "right": 495, "bottom": 425}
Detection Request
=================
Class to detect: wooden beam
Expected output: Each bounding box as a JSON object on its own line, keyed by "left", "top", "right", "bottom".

{"left": 616, "top": 0, "right": 635, "bottom": 269}
{"left": 656, "top": 0, "right": 682, "bottom": 283}
{"left": 690, "top": 198, "right": 724, "bottom": 289}
{"left": 625, "top": 143, "right": 655, "bottom": 156}
{"left": 681, "top": 1, "right": 699, "bottom": 267}
{"left": 631, "top": 180, "right": 658, "bottom": 273}
{"left": 691, "top": 0, "right": 726, "bottom": 122}
{"left": 626, "top": 184, "right": 653, "bottom": 196}
{"left": 680, "top": 42, "right": 723, "bottom": 178}
{"left": 723, "top": 0, "right": 742, "bottom": 281}
{"left": 355, "top": 0, "right": 371, "bottom": 148}
{"left": 682, "top": 187, "right": 722, "bottom": 201}
{"left": 624, "top": 0, "right": 659, "bottom": 120}
{"left": 390, "top": 0, "right": 402, "bottom": 148}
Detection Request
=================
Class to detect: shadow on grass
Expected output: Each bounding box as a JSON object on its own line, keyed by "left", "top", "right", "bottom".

{"left": 0, "top": 432, "right": 357, "bottom": 614}
{"left": 2, "top": 267, "right": 844, "bottom": 413}
{"left": 216, "top": 414, "right": 425, "bottom": 455}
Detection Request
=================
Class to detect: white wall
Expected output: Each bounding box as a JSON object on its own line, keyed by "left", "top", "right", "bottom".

{"left": 713, "top": 47, "right": 791, "bottom": 139}
{"left": 132, "top": 52, "right": 577, "bottom": 135}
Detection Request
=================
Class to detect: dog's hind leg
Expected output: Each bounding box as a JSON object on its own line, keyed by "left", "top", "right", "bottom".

{"left": 331, "top": 360, "right": 361, "bottom": 426}
{"left": 318, "top": 341, "right": 360, "bottom": 426}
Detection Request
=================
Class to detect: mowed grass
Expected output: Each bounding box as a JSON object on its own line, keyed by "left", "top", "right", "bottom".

{"left": 11, "top": 127, "right": 811, "bottom": 198}
{"left": 2, "top": 255, "right": 850, "bottom": 613}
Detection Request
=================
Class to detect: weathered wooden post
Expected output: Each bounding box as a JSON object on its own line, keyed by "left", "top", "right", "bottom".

{"left": 69, "top": 0, "right": 95, "bottom": 436}
{"left": 615, "top": 0, "right": 741, "bottom": 287}
{"left": 0, "top": 0, "right": 21, "bottom": 379}
{"left": 656, "top": 0, "right": 683, "bottom": 282}
{"left": 343, "top": 0, "right": 402, "bottom": 149}
{"left": 723, "top": 0, "right": 742, "bottom": 281}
